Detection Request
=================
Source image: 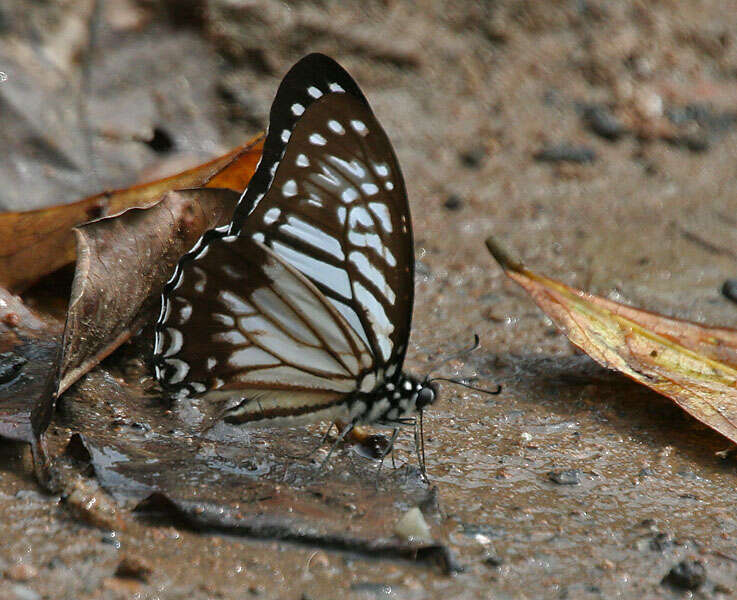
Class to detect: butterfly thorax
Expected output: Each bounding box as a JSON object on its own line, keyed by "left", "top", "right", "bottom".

{"left": 348, "top": 373, "right": 437, "bottom": 425}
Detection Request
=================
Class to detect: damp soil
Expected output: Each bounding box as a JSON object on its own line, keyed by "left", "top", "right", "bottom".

{"left": 2, "top": 1, "right": 737, "bottom": 598}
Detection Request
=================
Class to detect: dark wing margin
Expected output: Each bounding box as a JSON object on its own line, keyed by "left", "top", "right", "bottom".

{"left": 230, "top": 53, "right": 369, "bottom": 232}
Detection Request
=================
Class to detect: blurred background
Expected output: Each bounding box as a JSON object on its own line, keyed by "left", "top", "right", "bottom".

{"left": 3, "top": 0, "right": 735, "bottom": 333}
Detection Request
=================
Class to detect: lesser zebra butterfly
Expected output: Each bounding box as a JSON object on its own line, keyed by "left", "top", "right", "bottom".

{"left": 153, "top": 53, "right": 468, "bottom": 457}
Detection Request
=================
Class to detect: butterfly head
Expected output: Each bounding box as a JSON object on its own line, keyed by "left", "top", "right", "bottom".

{"left": 415, "top": 378, "right": 439, "bottom": 411}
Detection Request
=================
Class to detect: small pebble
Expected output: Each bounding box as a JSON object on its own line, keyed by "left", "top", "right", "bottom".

{"left": 395, "top": 507, "right": 433, "bottom": 544}
{"left": 482, "top": 554, "right": 504, "bottom": 567}
{"left": 649, "top": 532, "right": 674, "bottom": 552}
{"left": 443, "top": 194, "right": 464, "bottom": 211}
{"left": 662, "top": 560, "right": 706, "bottom": 590}
{"left": 721, "top": 279, "right": 737, "bottom": 304}
{"left": 350, "top": 582, "right": 394, "bottom": 597}
{"left": 459, "top": 146, "right": 486, "bottom": 168}
{"left": 8, "top": 585, "right": 40, "bottom": 600}
{"left": 581, "top": 104, "right": 626, "bottom": 140}
{"left": 115, "top": 555, "right": 153, "bottom": 582}
{"left": 534, "top": 144, "right": 596, "bottom": 164}
{"left": 102, "top": 531, "right": 121, "bottom": 549}
{"left": 0, "top": 351, "right": 27, "bottom": 385}
{"left": 6, "top": 563, "right": 38, "bottom": 581}
{"left": 548, "top": 469, "right": 581, "bottom": 485}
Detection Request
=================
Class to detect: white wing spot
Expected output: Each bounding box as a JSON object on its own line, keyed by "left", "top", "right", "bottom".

{"left": 264, "top": 207, "right": 281, "bottom": 225}
{"left": 360, "top": 183, "right": 379, "bottom": 196}
{"left": 253, "top": 232, "right": 265, "bottom": 243}
{"left": 178, "top": 303, "right": 192, "bottom": 324}
{"left": 213, "top": 330, "right": 248, "bottom": 345}
{"left": 329, "top": 82, "right": 345, "bottom": 92}
{"left": 403, "top": 380, "right": 412, "bottom": 391}
{"left": 360, "top": 372, "right": 376, "bottom": 393}
{"left": 191, "top": 382, "right": 206, "bottom": 393}
{"left": 164, "top": 328, "right": 183, "bottom": 357}
{"left": 291, "top": 103, "right": 305, "bottom": 116}
{"left": 222, "top": 264, "right": 243, "bottom": 279}
{"left": 218, "top": 290, "right": 254, "bottom": 315}
{"left": 369, "top": 203, "right": 393, "bottom": 232}
{"left": 337, "top": 206, "right": 347, "bottom": 224}
{"left": 193, "top": 266, "right": 207, "bottom": 293}
{"left": 374, "top": 163, "right": 389, "bottom": 177}
{"left": 308, "top": 86, "right": 323, "bottom": 98}
{"left": 213, "top": 312, "right": 235, "bottom": 327}
{"left": 341, "top": 188, "right": 359, "bottom": 204}
{"left": 281, "top": 129, "right": 291, "bottom": 143}
{"left": 296, "top": 153, "right": 310, "bottom": 167}
{"left": 328, "top": 119, "right": 345, "bottom": 135}
{"left": 309, "top": 133, "right": 327, "bottom": 146}
{"left": 165, "top": 358, "right": 190, "bottom": 384}
{"left": 350, "top": 120, "right": 369, "bottom": 136}
{"left": 207, "top": 357, "right": 217, "bottom": 370}
{"left": 385, "top": 181, "right": 394, "bottom": 191}
{"left": 270, "top": 162, "right": 278, "bottom": 177}
{"left": 282, "top": 179, "right": 298, "bottom": 197}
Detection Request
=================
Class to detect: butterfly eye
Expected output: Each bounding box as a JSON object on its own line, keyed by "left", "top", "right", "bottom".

{"left": 416, "top": 385, "right": 436, "bottom": 409}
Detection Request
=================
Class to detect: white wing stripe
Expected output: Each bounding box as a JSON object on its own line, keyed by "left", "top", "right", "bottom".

{"left": 348, "top": 251, "right": 396, "bottom": 304}
{"left": 271, "top": 240, "right": 352, "bottom": 298}
{"left": 234, "top": 366, "right": 355, "bottom": 392}
{"left": 250, "top": 287, "right": 321, "bottom": 346}
{"left": 352, "top": 280, "right": 394, "bottom": 361}
{"left": 239, "top": 314, "right": 349, "bottom": 376}
{"left": 280, "top": 216, "right": 345, "bottom": 260}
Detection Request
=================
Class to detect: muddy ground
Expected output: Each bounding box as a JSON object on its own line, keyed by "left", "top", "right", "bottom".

{"left": 2, "top": 1, "right": 737, "bottom": 598}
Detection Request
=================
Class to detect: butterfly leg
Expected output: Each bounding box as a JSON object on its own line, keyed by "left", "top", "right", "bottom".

{"left": 414, "top": 412, "right": 429, "bottom": 483}
{"left": 373, "top": 427, "right": 399, "bottom": 488}
{"left": 313, "top": 421, "right": 355, "bottom": 477}
{"left": 288, "top": 421, "right": 337, "bottom": 460}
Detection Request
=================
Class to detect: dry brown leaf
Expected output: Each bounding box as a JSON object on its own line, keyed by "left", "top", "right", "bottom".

{"left": 0, "top": 136, "right": 263, "bottom": 292}
{"left": 59, "top": 188, "right": 240, "bottom": 395}
{"left": 486, "top": 237, "right": 737, "bottom": 445}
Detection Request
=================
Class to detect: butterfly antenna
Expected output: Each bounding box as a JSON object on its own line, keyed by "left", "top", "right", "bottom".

{"left": 429, "top": 377, "right": 502, "bottom": 395}
{"left": 423, "top": 334, "right": 481, "bottom": 382}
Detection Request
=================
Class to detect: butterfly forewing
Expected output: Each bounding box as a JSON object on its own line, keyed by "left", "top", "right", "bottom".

{"left": 241, "top": 92, "right": 414, "bottom": 378}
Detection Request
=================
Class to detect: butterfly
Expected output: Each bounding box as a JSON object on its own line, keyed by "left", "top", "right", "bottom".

{"left": 153, "top": 53, "right": 444, "bottom": 452}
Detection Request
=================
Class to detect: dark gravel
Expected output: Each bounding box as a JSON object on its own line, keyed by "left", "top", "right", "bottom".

{"left": 533, "top": 144, "right": 596, "bottom": 164}
{"left": 661, "top": 560, "right": 706, "bottom": 591}
{"left": 548, "top": 469, "right": 582, "bottom": 485}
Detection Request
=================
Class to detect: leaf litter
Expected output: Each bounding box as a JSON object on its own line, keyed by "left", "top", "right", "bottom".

{"left": 487, "top": 236, "right": 737, "bottom": 448}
